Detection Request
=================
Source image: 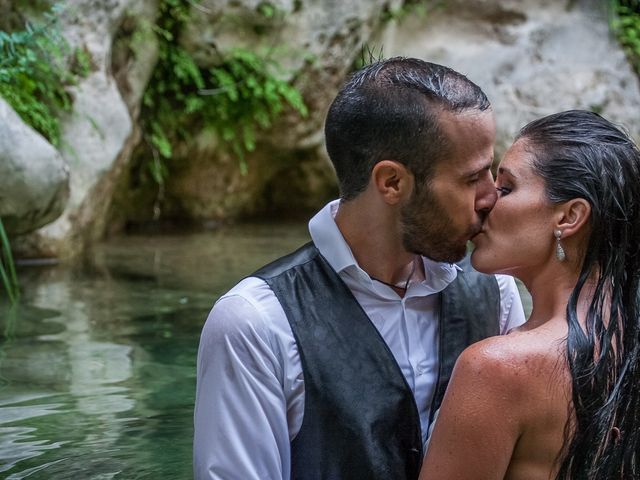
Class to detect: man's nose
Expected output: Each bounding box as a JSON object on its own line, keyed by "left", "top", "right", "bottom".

{"left": 475, "top": 175, "right": 497, "bottom": 213}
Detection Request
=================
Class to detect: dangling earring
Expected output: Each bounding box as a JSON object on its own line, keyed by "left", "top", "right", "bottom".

{"left": 554, "top": 230, "right": 566, "bottom": 262}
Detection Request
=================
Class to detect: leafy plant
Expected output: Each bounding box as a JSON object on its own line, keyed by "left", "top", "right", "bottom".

{"left": 380, "top": 0, "right": 443, "bottom": 24}
{"left": 381, "top": 1, "right": 427, "bottom": 22}
{"left": 0, "top": 219, "right": 19, "bottom": 304}
{"left": 0, "top": 4, "right": 89, "bottom": 146}
{"left": 141, "top": 0, "right": 308, "bottom": 182}
{"left": 611, "top": 0, "right": 640, "bottom": 74}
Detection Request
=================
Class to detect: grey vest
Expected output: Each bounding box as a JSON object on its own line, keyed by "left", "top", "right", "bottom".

{"left": 254, "top": 242, "right": 500, "bottom": 480}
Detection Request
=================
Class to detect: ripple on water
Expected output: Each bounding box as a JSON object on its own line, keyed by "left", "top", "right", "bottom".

{"left": 0, "top": 394, "right": 66, "bottom": 475}
{"left": 0, "top": 222, "right": 312, "bottom": 479}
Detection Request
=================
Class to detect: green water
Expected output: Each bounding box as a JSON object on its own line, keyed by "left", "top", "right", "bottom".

{"left": 0, "top": 223, "right": 311, "bottom": 479}
{"left": 0, "top": 223, "right": 532, "bottom": 479}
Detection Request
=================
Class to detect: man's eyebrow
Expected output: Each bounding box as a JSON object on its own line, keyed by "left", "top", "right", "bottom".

{"left": 463, "top": 162, "right": 493, "bottom": 178}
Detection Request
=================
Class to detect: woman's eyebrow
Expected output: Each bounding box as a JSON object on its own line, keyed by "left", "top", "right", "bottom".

{"left": 498, "top": 166, "right": 517, "bottom": 178}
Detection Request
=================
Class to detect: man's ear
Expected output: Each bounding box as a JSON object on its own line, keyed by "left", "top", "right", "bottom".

{"left": 555, "top": 198, "right": 591, "bottom": 237}
{"left": 371, "top": 160, "right": 413, "bottom": 205}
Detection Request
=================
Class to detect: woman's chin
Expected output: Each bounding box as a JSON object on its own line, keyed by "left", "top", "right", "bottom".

{"left": 470, "top": 247, "right": 497, "bottom": 274}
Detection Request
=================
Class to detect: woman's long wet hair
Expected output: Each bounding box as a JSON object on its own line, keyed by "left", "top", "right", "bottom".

{"left": 517, "top": 110, "right": 640, "bottom": 479}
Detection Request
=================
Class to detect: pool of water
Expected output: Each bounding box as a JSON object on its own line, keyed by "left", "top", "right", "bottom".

{"left": 0, "top": 223, "right": 532, "bottom": 479}
{"left": 0, "top": 222, "right": 311, "bottom": 479}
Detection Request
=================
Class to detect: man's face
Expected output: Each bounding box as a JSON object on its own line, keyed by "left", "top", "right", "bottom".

{"left": 401, "top": 109, "right": 497, "bottom": 263}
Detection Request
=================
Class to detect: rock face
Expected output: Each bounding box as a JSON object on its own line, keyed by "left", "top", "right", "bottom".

{"left": 383, "top": 0, "right": 640, "bottom": 155}
{"left": 5, "top": 0, "right": 640, "bottom": 258}
{"left": 0, "top": 99, "right": 69, "bottom": 235}
{"left": 115, "top": 0, "right": 400, "bottom": 225}
{"left": 12, "top": 0, "right": 159, "bottom": 258}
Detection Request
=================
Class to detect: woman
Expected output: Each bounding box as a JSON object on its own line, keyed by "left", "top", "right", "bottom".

{"left": 419, "top": 110, "right": 640, "bottom": 479}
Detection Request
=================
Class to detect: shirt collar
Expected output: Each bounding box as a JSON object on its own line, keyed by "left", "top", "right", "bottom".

{"left": 309, "top": 199, "right": 356, "bottom": 274}
{"left": 309, "top": 199, "right": 461, "bottom": 294}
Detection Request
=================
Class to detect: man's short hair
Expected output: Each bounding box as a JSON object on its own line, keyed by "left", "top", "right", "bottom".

{"left": 324, "top": 57, "right": 491, "bottom": 200}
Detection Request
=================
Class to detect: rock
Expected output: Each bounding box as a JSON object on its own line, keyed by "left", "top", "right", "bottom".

{"left": 13, "top": 0, "right": 159, "bottom": 259}
{"left": 134, "top": 0, "right": 398, "bottom": 222}
{"left": 182, "top": 0, "right": 405, "bottom": 146}
{"left": 161, "top": 136, "right": 338, "bottom": 221}
{"left": 0, "top": 99, "right": 69, "bottom": 235}
{"left": 383, "top": 0, "right": 640, "bottom": 155}
{"left": 7, "top": 0, "right": 640, "bottom": 256}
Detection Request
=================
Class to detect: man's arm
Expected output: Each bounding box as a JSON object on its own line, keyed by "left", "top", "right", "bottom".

{"left": 194, "top": 293, "right": 292, "bottom": 480}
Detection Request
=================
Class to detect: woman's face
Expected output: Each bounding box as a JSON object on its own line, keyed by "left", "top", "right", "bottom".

{"left": 471, "top": 139, "right": 556, "bottom": 278}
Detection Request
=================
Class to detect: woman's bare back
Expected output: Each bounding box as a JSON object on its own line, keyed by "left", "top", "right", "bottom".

{"left": 420, "top": 318, "right": 572, "bottom": 480}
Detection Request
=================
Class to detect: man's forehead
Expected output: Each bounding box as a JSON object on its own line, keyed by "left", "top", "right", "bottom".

{"left": 437, "top": 108, "right": 495, "bottom": 130}
{"left": 432, "top": 109, "right": 495, "bottom": 174}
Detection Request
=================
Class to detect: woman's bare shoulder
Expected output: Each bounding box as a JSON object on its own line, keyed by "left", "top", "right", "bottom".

{"left": 455, "top": 324, "right": 568, "bottom": 398}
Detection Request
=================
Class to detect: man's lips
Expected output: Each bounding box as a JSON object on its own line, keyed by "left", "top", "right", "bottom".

{"left": 470, "top": 230, "right": 485, "bottom": 241}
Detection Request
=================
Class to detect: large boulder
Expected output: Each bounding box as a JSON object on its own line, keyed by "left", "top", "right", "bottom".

{"left": 383, "top": 0, "right": 640, "bottom": 154}
{"left": 13, "top": 0, "right": 159, "bottom": 258}
{"left": 0, "top": 99, "right": 69, "bottom": 235}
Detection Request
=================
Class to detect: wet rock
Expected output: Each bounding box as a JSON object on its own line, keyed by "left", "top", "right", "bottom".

{"left": 384, "top": 0, "right": 640, "bottom": 155}
{"left": 0, "top": 99, "right": 69, "bottom": 235}
{"left": 14, "top": 0, "right": 159, "bottom": 259}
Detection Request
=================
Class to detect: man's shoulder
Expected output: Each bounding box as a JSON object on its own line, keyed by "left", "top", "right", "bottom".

{"left": 252, "top": 241, "right": 318, "bottom": 280}
{"left": 206, "top": 277, "right": 283, "bottom": 340}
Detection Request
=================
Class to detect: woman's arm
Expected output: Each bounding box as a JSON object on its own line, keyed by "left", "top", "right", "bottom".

{"left": 419, "top": 338, "right": 526, "bottom": 480}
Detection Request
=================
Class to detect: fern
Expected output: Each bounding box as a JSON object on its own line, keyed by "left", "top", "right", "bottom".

{"left": 141, "top": 0, "right": 309, "bottom": 183}
{"left": 0, "top": 4, "right": 89, "bottom": 146}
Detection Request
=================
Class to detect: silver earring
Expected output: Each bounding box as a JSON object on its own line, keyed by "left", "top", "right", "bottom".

{"left": 554, "top": 230, "right": 566, "bottom": 262}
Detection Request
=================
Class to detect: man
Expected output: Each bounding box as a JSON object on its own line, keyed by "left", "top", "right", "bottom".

{"left": 194, "top": 57, "right": 525, "bottom": 479}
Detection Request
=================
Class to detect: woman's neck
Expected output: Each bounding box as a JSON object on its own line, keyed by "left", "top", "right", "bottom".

{"left": 521, "top": 265, "right": 597, "bottom": 332}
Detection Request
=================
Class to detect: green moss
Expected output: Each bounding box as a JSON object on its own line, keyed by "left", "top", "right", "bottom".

{"left": 0, "top": 4, "right": 89, "bottom": 146}
{"left": 140, "top": 0, "right": 308, "bottom": 182}
{"left": 611, "top": 0, "right": 640, "bottom": 75}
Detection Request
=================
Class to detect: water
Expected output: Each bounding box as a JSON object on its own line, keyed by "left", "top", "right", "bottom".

{"left": 0, "top": 222, "right": 311, "bottom": 479}
{"left": 0, "top": 223, "right": 532, "bottom": 479}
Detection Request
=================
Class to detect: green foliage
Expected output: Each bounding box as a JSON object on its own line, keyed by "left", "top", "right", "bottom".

{"left": 141, "top": 0, "right": 308, "bottom": 181}
{"left": 381, "top": 2, "right": 426, "bottom": 22}
{"left": 380, "top": 0, "right": 443, "bottom": 23}
{"left": 0, "top": 4, "right": 89, "bottom": 146}
{"left": 0, "top": 219, "right": 19, "bottom": 304}
{"left": 257, "top": 2, "right": 278, "bottom": 19}
{"left": 611, "top": 0, "right": 640, "bottom": 74}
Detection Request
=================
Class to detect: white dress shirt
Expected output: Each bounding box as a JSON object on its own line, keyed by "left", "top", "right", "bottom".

{"left": 194, "top": 200, "right": 526, "bottom": 480}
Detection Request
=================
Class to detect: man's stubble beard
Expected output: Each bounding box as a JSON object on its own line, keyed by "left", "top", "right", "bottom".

{"left": 400, "top": 187, "right": 472, "bottom": 263}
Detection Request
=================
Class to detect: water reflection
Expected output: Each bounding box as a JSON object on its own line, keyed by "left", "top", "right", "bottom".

{"left": 0, "top": 222, "right": 311, "bottom": 479}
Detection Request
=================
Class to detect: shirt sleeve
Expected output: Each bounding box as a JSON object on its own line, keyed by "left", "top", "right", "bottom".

{"left": 495, "top": 275, "right": 527, "bottom": 334}
{"left": 193, "top": 292, "right": 291, "bottom": 480}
